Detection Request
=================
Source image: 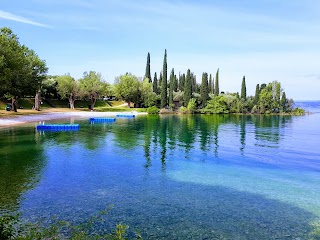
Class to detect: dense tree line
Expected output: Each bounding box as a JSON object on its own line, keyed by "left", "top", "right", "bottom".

{"left": 135, "top": 50, "right": 301, "bottom": 114}
{"left": 0, "top": 27, "right": 302, "bottom": 114}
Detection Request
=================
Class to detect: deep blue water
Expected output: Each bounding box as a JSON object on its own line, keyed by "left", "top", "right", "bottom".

{"left": 1, "top": 102, "right": 320, "bottom": 239}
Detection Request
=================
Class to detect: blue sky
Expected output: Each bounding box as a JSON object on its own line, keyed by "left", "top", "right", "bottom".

{"left": 1, "top": 0, "right": 320, "bottom": 100}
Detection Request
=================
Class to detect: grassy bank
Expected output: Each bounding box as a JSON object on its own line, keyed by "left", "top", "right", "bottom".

{"left": 0, "top": 98, "right": 145, "bottom": 118}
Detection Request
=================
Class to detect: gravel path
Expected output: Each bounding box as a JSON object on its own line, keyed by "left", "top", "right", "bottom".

{"left": 0, "top": 111, "right": 146, "bottom": 127}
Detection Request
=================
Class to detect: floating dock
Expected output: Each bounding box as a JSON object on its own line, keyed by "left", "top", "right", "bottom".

{"left": 116, "top": 114, "right": 135, "bottom": 118}
{"left": 89, "top": 117, "right": 116, "bottom": 122}
{"left": 36, "top": 124, "right": 80, "bottom": 131}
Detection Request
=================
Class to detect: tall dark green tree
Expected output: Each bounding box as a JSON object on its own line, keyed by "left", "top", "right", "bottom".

{"left": 241, "top": 76, "right": 246, "bottom": 100}
{"left": 260, "top": 83, "right": 267, "bottom": 92}
{"left": 254, "top": 84, "right": 260, "bottom": 104}
{"left": 173, "top": 74, "right": 178, "bottom": 91}
{"left": 280, "top": 91, "right": 287, "bottom": 112}
{"left": 208, "top": 74, "right": 212, "bottom": 94}
{"left": 158, "top": 71, "right": 162, "bottom": 94}
{"left": 145, "top": 52, "right": 151, "bottom": 82}
{"left": 191, "top": 72, "right": 196, "bottom": 93}
{"left": 200, "top": 72, "right": 209, "bottom": 107}
{"left": 169, "top": 68, "right": 174, "bottom": 106}
{"left": 179, "top": 73, "right": 185, "bottom": 92}
{"left": 161, "top": 49, "right": 168, "bottom": 108}
{"left": 184, "top": 69, "right": 192, "bottom": 106}
{"left": 214, "top": 68, "right": 219, "bottom": 97}
{"left": 153, "top": 72, "right": 158, "bottom": 94}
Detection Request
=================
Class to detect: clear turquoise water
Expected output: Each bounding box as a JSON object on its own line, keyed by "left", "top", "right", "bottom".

{"left": 1, "top": 103, "right": 320, "bottom": 239}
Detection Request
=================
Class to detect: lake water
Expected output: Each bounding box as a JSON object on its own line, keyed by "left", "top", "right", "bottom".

{"left": 1, "top": 102, "right": 320, "bottom": 239}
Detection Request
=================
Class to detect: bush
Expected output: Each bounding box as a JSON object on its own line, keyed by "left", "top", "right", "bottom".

{"left": 187, "top": 98, "right": 197, "bottom": 113}
{"left": 292, "top": 107, "right": 305, "bottom": 115}
{"left": 179, "top": 106, "right": 188, "bottom": 114}
{"left": 146, "top": 106, "right": 159, "bottom": 114}
{"left": 202, "top": 96, "right": 229, "bottom": 114}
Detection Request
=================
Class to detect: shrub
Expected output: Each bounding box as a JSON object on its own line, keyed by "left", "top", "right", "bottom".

{"left": 179, "top": 106, "right": 188, "bottom": 114}
{"left": 202, "top": 96, "right": 229, "bottom": 114}
{"left": 187, "top": 98, "right": 197, "bottom": 113}
{"left": 292, "top": 107, "right": 305, "bottom": 115}
{"left": 146, "top": 106, "right": 160, "bottom": 114}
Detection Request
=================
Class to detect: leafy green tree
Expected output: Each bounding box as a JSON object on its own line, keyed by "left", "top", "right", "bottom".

{"left": 0, "top": 27, "right": 47, "bottom": 111}
{"left": 161, "top": 49, "right": 168, "bottom": 108}
{"left": 114, "top": 73, "right": 140, "bottom": 107}
{"left": 187, "top": 98, "right": 197, "bottom": 113}
{"left": 184, "top": 69, "right": 192, "bottom": 107}
{"left": 200, "top": 72, "right": 209, "bottom": 107}
{"left": 0, "top": 27, "right": 27, "bottom": 108}
{"left": 153, "top": 72, "right": 158, "bottom": 94}
{"left": 79, "top": 71, "right": 109, "bottom": 110}
{"left": 42, "top": 76, "right": 58, "bottom": 99}
{"left": 241, "top": 76, "right": 246, "bottom": 100}
{"left": 56, "top": 74, "right": 79, "bottom": 109}
{"left": 141, "top": 78, "right": 157, "bottom": 107}
{"left": 25, "top": 49, "right": 48, "bottom": 111}
{"left": 214, "top": 68, "right": 219, "bottom": 97}
{"left": 273, "top": 81, "right": 281, "bottom": 112}
{"left": 259, "top": 83, "right": 273, "bottom": 113}
{"left": 145, "top": 52, "right": 151, "bottom": 83}
{"left": 202, "top": 95, "right": 229, "bottom": 114}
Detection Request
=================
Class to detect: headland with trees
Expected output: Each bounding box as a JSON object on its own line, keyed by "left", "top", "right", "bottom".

{"left": 0, "top": 27, "right": 304, "bottom": 115}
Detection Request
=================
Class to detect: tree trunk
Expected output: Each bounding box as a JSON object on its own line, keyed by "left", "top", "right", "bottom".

{"left": 69, "top": 95, "right": 75, "bottom": 109}
{"left": 34, "top": 90, "right": 41, "bottom": 111}
{"left": 11, "top": 96, "right": 18, "bottom": 112}
{"left": 90, "top": 94, "right": 96, "bottom": 110}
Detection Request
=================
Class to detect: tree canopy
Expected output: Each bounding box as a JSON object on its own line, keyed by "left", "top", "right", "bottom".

{"left": 0, "top": 27, "right": 47, "bottom": 111}
{"left": 114, "top": 73, "right": 140, "bottom": 107}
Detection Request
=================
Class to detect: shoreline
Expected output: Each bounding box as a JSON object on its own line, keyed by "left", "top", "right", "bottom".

{"left": 0, "top": 111, "right": 147, "bottom": 128}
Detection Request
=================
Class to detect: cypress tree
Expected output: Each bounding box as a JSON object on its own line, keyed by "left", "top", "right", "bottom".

{"left": 260, "top": 83, "right": 266, "bottom": 92}
{"left": 241, "top": 75, "right": 246, "bottom": 100}
{"left": 275, "top": 81, "right": 281, "bottom": 108}
{"left": 158, "top": 71, "right": 162, "bottom": 94}
{"left": 145, "top": 52, "right": 151, "bottom": 82}
{"left": 153, "top": 72, "right": 158, "bottom": 94}
{"left": 191, "top": 72, "right": 196, "bottom": 93}
{"left": 280, "top": 91, "right": 287, "bottom": 112}
{"left": 200, "top": 72, "right": 209, "bottom": 107}
{"left": 169, "top": 68, "right": 174, "bottom": 106}
{"left": 196, "top": 83, "right": 201, "bottom": 94}
{"left": 254, "top": 84, "right": 260, "bottom": 104}
{"left": 184, "top": 69, "right": 192, "bottom": 106}
{"left": 161, "top": 49, "right": 167, "bottom": 108}
{"left": 208, "top": 74, "right": 212, "bottom": 94}
{"left": 174, "top": 74, "right": 178, "bottom": 91}
{"left": 179, "top": 74, "right": 185, "bottom": 92}
{"left": 214, "top": 68, "right": 219, "bottom": 97}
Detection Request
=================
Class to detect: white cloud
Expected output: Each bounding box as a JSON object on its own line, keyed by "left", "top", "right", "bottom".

{"left": 0, "top": 10, "right": 49, "bottom": 28}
